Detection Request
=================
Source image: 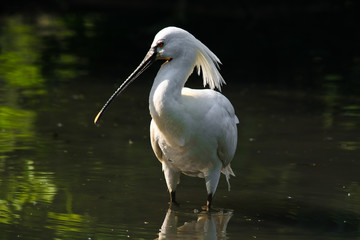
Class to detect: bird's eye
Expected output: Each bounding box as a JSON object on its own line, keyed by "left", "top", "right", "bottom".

{"left": 158, "top": 42, "right": 164, "bottom": 48}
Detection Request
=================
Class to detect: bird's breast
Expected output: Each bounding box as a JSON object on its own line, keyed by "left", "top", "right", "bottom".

{"left": 149, "top": 82, "right": 188, "bottom": 147}
{"left": 157, "top": 134, "right": 218, "bottom": 175}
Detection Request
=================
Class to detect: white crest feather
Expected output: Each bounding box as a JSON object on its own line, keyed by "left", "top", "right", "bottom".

{"left": 194, "top": 40, "right": 226, "bottom": 91}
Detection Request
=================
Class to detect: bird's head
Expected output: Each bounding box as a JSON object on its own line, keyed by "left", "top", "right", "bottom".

{"left": 151, "top": 27, "right": 195, "bottom": 62}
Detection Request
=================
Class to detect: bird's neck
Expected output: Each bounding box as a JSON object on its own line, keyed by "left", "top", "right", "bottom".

{"left": 149, "top": 55, "right": 196, "bottom": 146}
{"left": 149, "top": 55, "right": 195, "bottom": 113}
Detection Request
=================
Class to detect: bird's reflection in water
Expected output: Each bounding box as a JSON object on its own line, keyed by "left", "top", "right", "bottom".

{"left": 157, "top": 208, "right": 233, "bottom": 239}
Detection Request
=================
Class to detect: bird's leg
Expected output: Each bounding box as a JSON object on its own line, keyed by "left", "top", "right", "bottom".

{"left": 204, "top": 165, "right": 222, "bottom": 211}
{"left": 170, "top": 191, "right": 179, "bottom": 207}
{"left": 163, "top": 164, "right": 181, "bottom": 207}
{"left": 206, "top": 193, "right": 213, "bottom": 211}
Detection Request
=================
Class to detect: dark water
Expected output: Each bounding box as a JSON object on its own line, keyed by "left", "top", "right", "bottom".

{"left": 1, "top": 12, "right": 360, "bottom": 239}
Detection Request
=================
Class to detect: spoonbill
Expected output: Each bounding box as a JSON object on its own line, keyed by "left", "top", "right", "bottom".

{"left": 94, "top": 27, "right": 238, "bottom": 211}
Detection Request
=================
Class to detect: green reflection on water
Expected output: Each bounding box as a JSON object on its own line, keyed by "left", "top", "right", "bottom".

{"left": 0, "top": 14, "right": 106, "bottom": 239}
{"left": 339, "top": 141, "right": 360, "bottom": 151}
{"left": 321, "top": 74, "right": 341, "bottom": 129}
{"left": 0, "top": 14, "right": 86, "bottom": 236}
{"left": 321, "top": 73, "right": 360, "bottom": 151}
{"left": 0, "top": 14, "right": 88, "bottom": 89}
{"left": 0, "top": 16, "right": 44, "bottom": 88}
{"left": 46, "top": 212, "right": 94, "bottom": 233}
{"left": 0, "top": 158, "right": 57, "bottom": 224}
{"left": 0, "top": 106, "right": 35, "bottom": 153}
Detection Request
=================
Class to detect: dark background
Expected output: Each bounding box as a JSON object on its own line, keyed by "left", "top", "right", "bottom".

{"left": 1, "top": 0, "right": 359, "bottom": 92}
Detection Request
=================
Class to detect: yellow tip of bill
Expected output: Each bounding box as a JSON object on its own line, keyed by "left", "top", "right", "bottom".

{"left": 94, "top": 111, "right": 102, "bottom": 124}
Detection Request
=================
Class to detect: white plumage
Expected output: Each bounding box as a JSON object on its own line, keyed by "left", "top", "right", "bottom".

{"left": 94, "top": 27, "right": 238, "bottom": 210}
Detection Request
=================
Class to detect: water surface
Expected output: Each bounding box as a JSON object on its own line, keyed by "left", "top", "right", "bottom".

{"left": 1, "top": 13, "right": 360, "bottom": 240}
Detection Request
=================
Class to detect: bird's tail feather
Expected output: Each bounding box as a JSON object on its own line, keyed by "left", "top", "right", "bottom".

{"left": 222, "top": 165, "right": 235, "bottom": 191}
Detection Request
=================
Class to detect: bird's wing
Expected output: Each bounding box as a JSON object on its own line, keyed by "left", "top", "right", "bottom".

{"left": 215, "top": 94, "right": 238, "bottom": 168}
{"left": 182, "top": 88, "right": 238, "bottom": 169}
{"left": 150, "top": 120, "right": 163, "bottom": 162}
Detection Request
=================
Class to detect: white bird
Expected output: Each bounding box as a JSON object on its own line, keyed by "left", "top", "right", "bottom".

{"left": 94, "top": 27, "right": 238, "bottom": 211}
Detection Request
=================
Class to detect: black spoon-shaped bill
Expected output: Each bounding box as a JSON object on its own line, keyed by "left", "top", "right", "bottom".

{"left": 94, "top": 47, "right": 157, "bottom": 124}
